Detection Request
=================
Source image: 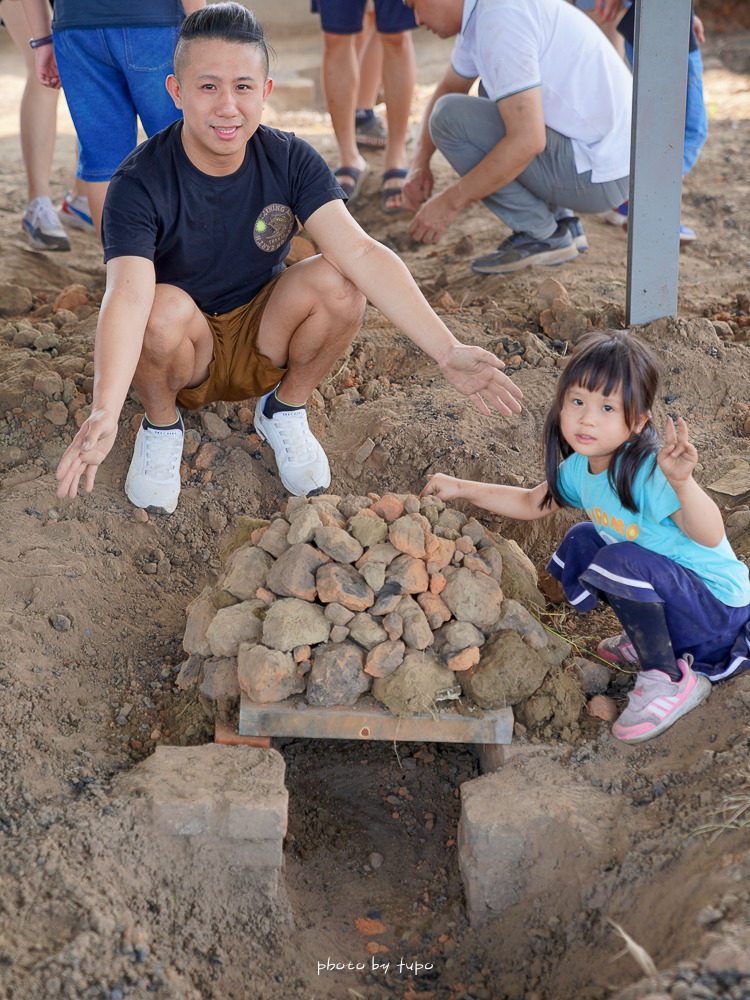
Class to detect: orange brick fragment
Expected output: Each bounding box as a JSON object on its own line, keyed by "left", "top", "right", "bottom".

{"left": 355, "top": 917, "right": 386, "bottom": 935}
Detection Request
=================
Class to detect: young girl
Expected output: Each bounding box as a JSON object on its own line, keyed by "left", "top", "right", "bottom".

{"left": 422, "top": 330, "right": 750, "bottom": 744}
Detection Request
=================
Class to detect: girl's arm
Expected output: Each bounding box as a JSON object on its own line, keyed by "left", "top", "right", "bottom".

{"left": 421, "top": 474, "right": 558, "bottom": 521}
{"left": 658, "top": 417, "right": 725, "bottom": 547}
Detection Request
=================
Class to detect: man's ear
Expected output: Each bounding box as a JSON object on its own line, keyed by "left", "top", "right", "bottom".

{"left": 166, "top": 74, "right": 182, "bottom": 110}
{"left": 263, "top": 77, "right": 273, "bottom": 103}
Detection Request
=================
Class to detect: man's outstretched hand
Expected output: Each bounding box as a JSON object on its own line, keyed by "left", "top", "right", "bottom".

{"left": 438, "top": 345, "right": 523, "bottom": 416}
{"left": 56, "top": 409, "right": 118, "bottom": 499}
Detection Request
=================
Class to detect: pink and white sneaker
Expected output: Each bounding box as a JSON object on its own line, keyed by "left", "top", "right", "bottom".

{"left": 612, "top": 655, "right": 711, "bottom": 744}
{"left": 597, "top": 631, "right": 640, "bottom": 666}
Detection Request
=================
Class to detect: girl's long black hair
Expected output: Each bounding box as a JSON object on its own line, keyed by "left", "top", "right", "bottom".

{"left": 542, "top": 330, "right": 662, "bottom": 513}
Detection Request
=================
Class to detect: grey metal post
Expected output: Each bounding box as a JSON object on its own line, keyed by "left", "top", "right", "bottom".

{"left": 626, "top": 0, "right": 692, "bottom": 325}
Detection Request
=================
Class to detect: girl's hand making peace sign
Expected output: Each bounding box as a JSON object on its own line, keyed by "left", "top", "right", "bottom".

{"left": 657, "top": 416, "right": 698, "bottom": 488}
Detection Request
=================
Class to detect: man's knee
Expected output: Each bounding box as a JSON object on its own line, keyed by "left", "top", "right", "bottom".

{"left": 429, "top": 93, "right": 467, "bottom": 147}
{"left": 144, "top": 286, "right": 197, "bottom": 355}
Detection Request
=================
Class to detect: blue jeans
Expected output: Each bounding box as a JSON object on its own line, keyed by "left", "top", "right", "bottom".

{"left": 625, "top": 42, "right": 708, "bottom": 176}
{"left": 53, "top": 26, "right": 182, "bottom": 181}
{"left": 429, "top": 93, "right": 628, "bottom": 239}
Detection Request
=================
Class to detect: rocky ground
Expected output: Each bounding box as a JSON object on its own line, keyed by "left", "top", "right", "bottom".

{"left": 1, "top": 10, "right": 750, "bottom": 1000}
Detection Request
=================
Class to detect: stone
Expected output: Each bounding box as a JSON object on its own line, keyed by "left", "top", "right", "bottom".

{"left": 0, "top": 283, "right": 33, "bottom": 317}
{"left": 355, "top": 541, "right": 400, "bottom": 569}
{"left": 338, "top": 494, "right": 372, "bottom": 518}
{"left": 44, "top": 401, "right": 69, "bottom": 426}
{"left": 324, "top": 602, "right": 355, "bottom": 626}
{"left": 314, "top": 525, "right": 363, "bottom": 563}
{"left": 287, "top": 506, "right": 323, "bottom": 545}
{"left": 194, "top": 442, "right": 221, "bottom": 470}
{"left": 460, "top": 631, "right": 550, "bottom": 709}
{"left": 462, "top": 518, "right": 487, "bottom": 544}
{"left": 205, "top": 600, "right": 265, "bottom": 657}
{"left": 382, "top": 611, "right": 403, "bottom": 641}
{"left": 398, "top": 597, "right": 434, "bottom": 650}
{"left": 571, "top": 657, "right": 612, "bottom": 696}
{"left": 53, "top": 284, "right": 89, "bottom": 312}
{"left": 365, "top": 640, "right": 406, "bottom": 678}
{"left": 293, "top": 644, "right": 311, "bottom": 663}
{"left": 436, "top": 620, "right": 485, "bottom": 655}
{"left": 33, "top": 371, "right": 64, "bottom": 396}
{"left": 455, "top": 535, "right": 475, "bottom": 555}
{"left": 176, "top": 654, "right": 205, "bottom": 690}
{"left": 441, "top": 568, "right": 502, "bottom": 628}
{"left": 435, "top": 508, "right": 467, "bottom": 534}
{"left": 359, "top": 560, "right": 386, "bottom": 593}
{"left": 200, "top": 657, "right": 240, "bottom": 707}
{"left": 316, "top": 563, "right": 374, "bottom": 611}
{"left": 385, "top": 554, "right": 429, "bottom": 594}
{"left": 309, "top": 500, "right": 346, "bottom": 529}
{"left": 307, "top": 642, "right": 370, "bottom": 706}
{"left": 348, "top": 513, "right": 389, "bottom": 548}
{"left": 330, "top": 625, "right": 350, "bottom": 643}
{"left": 370, "top": 493, "right": 405, "bottom": 521}
{"left": 416, "top": 592, "right": 452, "bottom": 629}
{"left": 265, "top": 542, "right": 327, "bottom": 601}
{"left": 461, "top": 552, "right": 492, "bottom": 576}
{"left": 429, "top": 572, "right": 446, "bottom": 595}
{"left": 284, "top": 495, "right": 308, "bottom": 517}
{"left": 257, "top": 522, "right": 291, "bottom": 558}
{"left": 347, "top": 612, "right": 388, "bottom": 650}
{"left": 487, "top": 532, "right": 546, "bottom": 608}
{"left": 372, "top": 650, "right": 460, "bottom": 716}
{"left": 586, "top": 694, "right": 618, "bottom": 722}
{"left": 200, "top": 411, "right": 231, "bottom": 440}
{"left": 370, "top": 585, "right": 403, "bottom": 616}
{"left": 238, "top": 644, "right": 305, "bottom": 703}
{"left": 183, "top": 589, "right": 218, "bottom": 656}
{"left": 489, "top": 599, "right": 548, "bottom": 649}
{"left": 535, "top": 276, "right": 569, "bottom": 313}
{"left": 444, "top": 646, "right": 481, "bottom": 672}
{"left": 519, "top": 670, "right": 585, "bottom": 730}
{"left": 424, "top": 534, "right": 455, "bottom": 573}
{"left": 222, "top": 547, "right": 273, "bottom": 601}
{"left": 388, "top": 516, "right": 426, "bottom": 558}
{"left": 262, "top": 598, "right": 331, "bottom": 651}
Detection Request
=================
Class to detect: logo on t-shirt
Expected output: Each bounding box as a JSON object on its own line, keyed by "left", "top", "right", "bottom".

{"left": 254, "top": 203, "right": 295, "bottom": 253}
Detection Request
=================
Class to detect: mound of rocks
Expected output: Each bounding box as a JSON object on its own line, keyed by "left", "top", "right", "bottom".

{"left": 179, "top": 492, "right": 581, "bottom": 730}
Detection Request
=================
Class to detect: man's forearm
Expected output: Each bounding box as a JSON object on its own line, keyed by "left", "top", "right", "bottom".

{"left": 91, "top": 291, "right": 153, "bottom": 422}
{"left": 411, "top": 70, "right": 474, "bottom": 170}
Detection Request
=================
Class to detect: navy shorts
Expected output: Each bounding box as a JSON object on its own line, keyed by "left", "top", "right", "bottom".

{"left": 547, "top": 522, "right": 750, "bottom": 682}
{"left": 315, "top": 0, "right": 416, "bottom": 35}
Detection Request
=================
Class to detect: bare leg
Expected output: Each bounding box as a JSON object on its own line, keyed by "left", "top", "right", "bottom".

{"left": 380, "top": 31, "right": 416, "bottom": 210}
{"left": 356, "top": 10, "right": 382, "bottom": 110}
{"left": 2, "top": 0, "right": 59, "bottom": 202}
{"left": 132, "top": 284, "right": 214, "bottom": 424}
{"left": 84, "top": 181, "right": 109, "bottom": 240}
{"left": 256, "top": 255, "right": 365, "bottom": 405}
{"left": 321, "top": 32, "right": 367, "bottom": 175}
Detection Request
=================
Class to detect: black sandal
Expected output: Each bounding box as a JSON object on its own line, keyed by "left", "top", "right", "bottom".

{"left": 381, "top": 168, "right": 408, "bottom": 214}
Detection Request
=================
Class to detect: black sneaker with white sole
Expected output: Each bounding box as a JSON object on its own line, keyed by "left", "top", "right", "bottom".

{"left": 470, "top": 223, "right": 578, "bottom": 275}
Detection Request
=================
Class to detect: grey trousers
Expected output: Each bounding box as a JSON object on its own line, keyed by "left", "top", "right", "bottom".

{"left": 429, "top": 92, "right": 629, "bottom": 239}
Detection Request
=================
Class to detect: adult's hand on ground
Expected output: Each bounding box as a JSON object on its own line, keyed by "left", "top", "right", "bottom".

{"left": 407, "top": 191, "right": 459, "bottom": 245}
{"left": 438, "top": 345, "right": 523, "bottom": 416}
{"left": 402, "top": 165, "right": 434, "bottom": 213}
{"left": 56, "top": 409, "right": 118, "bottom": 499}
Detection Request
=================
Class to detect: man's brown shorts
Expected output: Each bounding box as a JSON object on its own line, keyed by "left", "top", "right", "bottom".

{"left": 176, "top": 271, "right": 288, "bottom": 411}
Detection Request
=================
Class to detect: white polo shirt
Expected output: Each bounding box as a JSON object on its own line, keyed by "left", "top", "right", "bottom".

{"left": 450, "top": 0, "right": 632, "bottom": 183}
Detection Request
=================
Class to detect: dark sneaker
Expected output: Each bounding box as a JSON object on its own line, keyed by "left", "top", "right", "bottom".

{"left": 470, "top": 224, "right": 578, "bottom": 274}
{"left": 560, "top": 215, "right": 588, "bottom": 251}
{"left": 597, "top": 631, "right": 640, "bottom": 666}
{"left": 355, "top": 114, "right": 387, "bottom": 148}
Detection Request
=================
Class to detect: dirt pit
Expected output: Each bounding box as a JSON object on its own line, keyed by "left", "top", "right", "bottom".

{"left": 1, "top": 9, "right": 750, "bottom": 1000}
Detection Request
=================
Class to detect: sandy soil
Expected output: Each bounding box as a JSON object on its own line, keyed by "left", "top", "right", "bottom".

{"left": 1, "top": 13, "right": 750, "bottom": 1000}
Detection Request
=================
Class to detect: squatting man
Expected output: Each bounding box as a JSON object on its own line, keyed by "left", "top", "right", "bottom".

{"left": 55, "top": 1, "right": 523, "bottom": 513}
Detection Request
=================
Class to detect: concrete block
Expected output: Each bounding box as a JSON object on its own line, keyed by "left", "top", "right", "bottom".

{"left": 457, "top": 754, "right": 618, "bottom": 927}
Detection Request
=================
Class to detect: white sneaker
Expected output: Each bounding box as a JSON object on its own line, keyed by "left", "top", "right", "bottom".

{"left": 22, "top": 196, "right": 71, "bottom": 251}
{"left": 59, "top": 190, "right": 95, "bottom": 233}
{"left": 253, "top": 394, "right": 330, "bottom": 496}
{"left": 125, "top": 414, "right": 184, "bottom": 514}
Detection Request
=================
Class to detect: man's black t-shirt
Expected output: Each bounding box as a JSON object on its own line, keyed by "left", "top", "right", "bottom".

{"left": 102, "top": 121, "right": 345, "bottom": 316}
